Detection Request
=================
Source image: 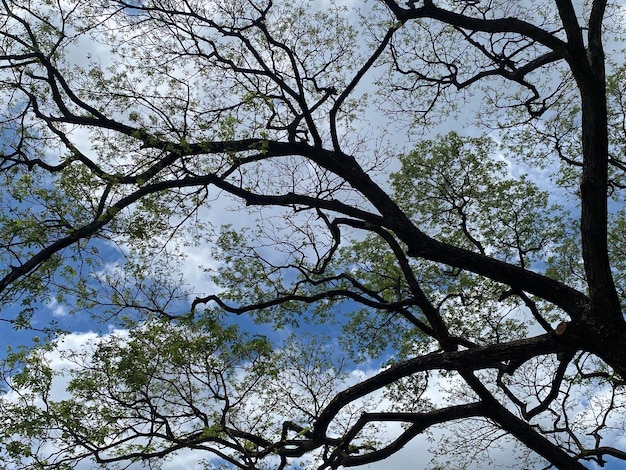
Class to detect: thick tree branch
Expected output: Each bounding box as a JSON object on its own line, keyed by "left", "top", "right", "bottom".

{"left": 339, "top": 404, "right": 486, "bottom": 467}
{"left": 314, "top": 333, "right": 574, "bottom": 439}
{"left": 385, "top": 1, "right": 570, "bottom": 59}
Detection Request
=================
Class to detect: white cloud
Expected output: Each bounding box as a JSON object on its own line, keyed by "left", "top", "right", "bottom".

{"left": 6, "top": 327, "right": 626, "bottom": 469}
{"left": 46, "top": 298, "right": 69, "bottom": 318}
{"left": 3, "top": 1, "right": 625, "bottom": 469}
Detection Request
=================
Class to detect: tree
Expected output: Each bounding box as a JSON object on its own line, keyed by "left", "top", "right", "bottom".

{"left": 0, "top": 0, "right": 625, "bottom": 468}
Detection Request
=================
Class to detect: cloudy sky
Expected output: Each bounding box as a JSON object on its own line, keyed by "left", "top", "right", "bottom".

{"left": 2, "top": 1, "right": 626, "bottom": 469}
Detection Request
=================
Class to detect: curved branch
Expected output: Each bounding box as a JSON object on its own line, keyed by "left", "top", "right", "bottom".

{"left": 302, "top": 146, "right": 589, "bottom": 318}
{"left": 338, "top": 403, "right": 486, "bottom": 467}
{"left": 334, "top": 217, "right": 454, "bottom": 348}
{"left": 329, "top": 23, "right": 400, "bottom": 151}
{"left": 582, "top": 446, "right": 626, "bottom": 463}
{"left": 393, "top": 2, "right": 570, "bottom": 59}
{"left": 525, "top": 352, "right": 575, "bottom": 420}
{"left": 314, "top": 333, "right": 574, "bottom": 439}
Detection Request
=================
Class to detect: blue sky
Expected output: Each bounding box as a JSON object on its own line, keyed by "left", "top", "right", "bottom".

{"left": 1, "top": 1, "right": 626, "bottom": 469}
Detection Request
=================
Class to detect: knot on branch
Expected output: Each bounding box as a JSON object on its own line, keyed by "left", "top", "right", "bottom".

{"left": 555, "top": 321, "right": 568, "bottom": 336}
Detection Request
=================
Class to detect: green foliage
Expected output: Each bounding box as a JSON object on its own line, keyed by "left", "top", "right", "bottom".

{"left": 0, "top": 1, "right": 625, "bottom": 469}
{"left": 0, "top": 317, "right": 280, "bottom": 467}
{"left": 392, "top": 133, "right": 564, "bottom": 267}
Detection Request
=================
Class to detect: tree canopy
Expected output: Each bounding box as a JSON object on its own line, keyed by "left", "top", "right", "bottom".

{"left": 0, "top": 0, "right": 626, "bottom": 469}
